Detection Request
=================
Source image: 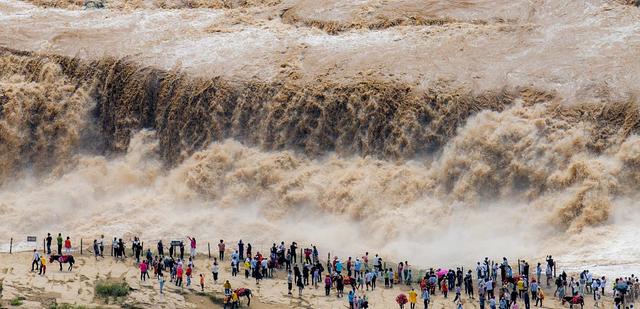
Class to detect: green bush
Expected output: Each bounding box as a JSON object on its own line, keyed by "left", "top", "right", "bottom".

{"left": 94, "top": 281, "right": 130, "bottom": 298}
{"left": 10, "top": 296, "right": 25, "bottom": 306}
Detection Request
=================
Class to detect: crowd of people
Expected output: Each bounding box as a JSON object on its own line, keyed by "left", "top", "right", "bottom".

{"left": 24, "top": 233, "right": 640, "bottom": 309}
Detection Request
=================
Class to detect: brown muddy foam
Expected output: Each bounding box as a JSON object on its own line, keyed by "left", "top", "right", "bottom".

{"left": 2, "top": 47, "right": 640, "bottom": 234}
{"left": 0, "top": 48, "right": 516, "bottom": 165}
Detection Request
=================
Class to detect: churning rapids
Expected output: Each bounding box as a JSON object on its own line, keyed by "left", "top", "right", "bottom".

{"left": 1, "top": 0, "right": 640, "bottom": 276}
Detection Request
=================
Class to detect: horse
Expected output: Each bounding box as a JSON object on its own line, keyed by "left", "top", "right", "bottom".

{"left": 50, "top": 255, "right": 75, "bottom": 271}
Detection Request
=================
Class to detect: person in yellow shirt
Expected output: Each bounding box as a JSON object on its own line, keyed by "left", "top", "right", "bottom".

{"left": 231, "top": 291, "right": 239, "bottom": 308}
{"left": 224, "top": 280, "right": 232, "bottom": 295}
{"left": 408, "top": 288, "right": 418, "bottom": 309}
{"left": 517, "top": 278, "right": 525, "bottom": 298}
{"left": 39, "top": 255, "right": 47, "bottom": 275}
{"left": 244, "top": 260, "right": 251, "bottom": 278}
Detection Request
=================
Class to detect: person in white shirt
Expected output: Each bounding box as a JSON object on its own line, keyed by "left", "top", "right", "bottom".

{"left": 97, "top": 236, "right": 104, "bottom": 257}
{"left": 586, "top": 271, "right": 593, "bottom": 293}
{"left": 591, "top": 279, "right": 600, "bottom": 301}
{"left": 31, "top": 249, "right": 40, "bottom": 272}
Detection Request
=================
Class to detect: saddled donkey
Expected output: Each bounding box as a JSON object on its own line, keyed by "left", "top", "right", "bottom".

{"left": 235, "top": 288, "right": 252, "bottom": 306}
{"left": 50, "top": 255, "right": 75, "bottom": 271}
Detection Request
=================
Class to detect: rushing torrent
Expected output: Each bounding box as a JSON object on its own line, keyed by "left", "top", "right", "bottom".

{"left": 2, "top": 48, "right": 640, "bottom": 271}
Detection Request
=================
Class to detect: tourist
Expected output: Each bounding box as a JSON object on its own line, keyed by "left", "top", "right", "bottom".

{"left": 98, "top": 235, "right": 105, "bottom": 257}
{"left": 157, "top": 240, "right": 164, "bottom": 257}
{"left": 64, "top": 237, "right": 72, "bottom": 254}
{"left": 231, "top": 290, "right": 239, "bottom": 308}
{"left": 93, "top": 240, "right": 100, "bottom": 260}
{"left": 297, "top": 272, "right": 305, "bottom": 296}
{"left": 31, "top": 249, "right": 40, "bottom": 272}
{"left": 46, "top": 233, "right": 52, "bottom": 255}
{"left": 422, "top": 287, "right": 430, "bottom": 309}
{"left": 186, "top": 264, "right": 192, "bottom": 287}
{"left": 217, "top": 240, "right": 225, "bottom": 261}
{"left": 212, "top": 259, "right": 220, "bottom": 283}
{"left": 224, "top": 280, "right": 232, "bottom": 295}
{"left": 56, "top": 233, "right": 63, "bottom": 255}
{"left": 187, "top": 236, "right": 196, "bottom": 259}
{"left": 453, "top": 284, "right": 461, "bottom": 303}
{"left": 39, "top": 254, "right": 46, "bottom": 275}
{"left": 408, "top": 288, "right": 418, "bottom": 309}
{"left": 535, "top": 288, "right": 544, "bottom": 307}
{"left": 140, "top": 260, "right": 148, "bottom": 281}
{"left": 489, "top": 296, "right": 496, "bottom": 309}
{"left": 112, "top": 237, "right": 118, "bottom": 257}
{"left": 176, "top": 264, "right": 183, "bottom": 287}
{"left": 325, "top": 274, "right": 332, "bottom": 296}
{"left": 238, "top": 240, "right": 244, "bottom": 260}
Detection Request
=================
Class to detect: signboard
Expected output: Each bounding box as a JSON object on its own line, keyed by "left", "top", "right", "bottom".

{"left": 27, "top": 236, "right": 37, "bottom": 242}
{"left": 170, "top": 240, "right": 182, "bottom": 247}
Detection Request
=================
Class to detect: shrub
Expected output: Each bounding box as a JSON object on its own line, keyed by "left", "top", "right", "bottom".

{"left": 10, "top": 296, "right": 25, "bottom": 306}
{"left": 94, "top": 281, "right": 130, "bottom": 298}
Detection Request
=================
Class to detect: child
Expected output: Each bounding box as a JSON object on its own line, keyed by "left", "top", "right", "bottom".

{"left": 325, "top": 274, "right": 332, "bottom": 296}
{"left": 186, "top": 265, "right": 192, "bottom": 287}
{"left": 39, "top": 255, "right": 47, "bottom": 275}
{"left": 212, "top": 260, "right": 219, "bottom": 283}
{"left": 244, "top": 259, "right": 251, "bottom": 279}
{"left": 159, "top": 274, "right": 165, "bottom": 294}
{"left": 454, "top": 285, "right": 461, "bottom": 303}
{"left": 199, "top": 274, "right": 205, "bottom": 292}
{"left": 231, "top": 291, "right": 239, "bottom": 308}
{"left": 535, "top": 289, "right": 544, "bottom": 307}
{"left": 442, "top": 280, "right": 449, "bottom": 298}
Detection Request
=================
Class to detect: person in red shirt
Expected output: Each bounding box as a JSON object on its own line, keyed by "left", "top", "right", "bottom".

{"left": 186, "top": 265, "right": 192, "bottom": 287}
{"left": 140, "top": 261, "right": 148, "bottom": 281}
{"left": 441, "top": 279, "right": 448, "bottom": 298}
{"left": 218, "top": 240, "right": 225, "bottom": 261}
{"left": 64, "top": 237, "right": 72, "bottom": 254}
{"left": 176, "top": 266, "right": 183, "bottom": 287}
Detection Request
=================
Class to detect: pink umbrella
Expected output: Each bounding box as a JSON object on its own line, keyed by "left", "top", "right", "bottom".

{"left": 436, "top": 269, "right": 448, "bottom": 277}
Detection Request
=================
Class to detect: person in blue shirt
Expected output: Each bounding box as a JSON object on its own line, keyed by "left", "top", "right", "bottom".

{"left": 355, "top": 258, "right": 362, "bottom": 277}
{"left": 422, "top": 288, "right": 430, "bottom": 309}
{"left": 348, "top": 290, "right": 355, "bottom": 309}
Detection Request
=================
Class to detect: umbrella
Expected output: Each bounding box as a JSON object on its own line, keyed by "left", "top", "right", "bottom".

{"left": 437, "top": 269, "right": 448, "bottom": 277}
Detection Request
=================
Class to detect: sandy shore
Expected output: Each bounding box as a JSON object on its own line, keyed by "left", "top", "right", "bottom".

{"left": 0, "top": 251, "right": 619, "bottom": 308}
